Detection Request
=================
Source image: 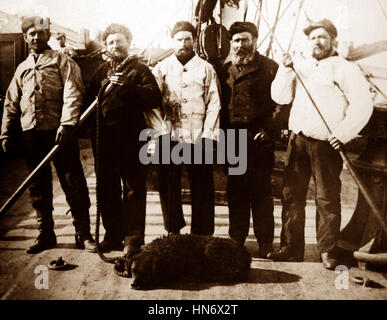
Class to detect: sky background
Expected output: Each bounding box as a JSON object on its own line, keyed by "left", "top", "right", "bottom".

{"left": 0, "top": 0, "right": 386, "bottom": 67}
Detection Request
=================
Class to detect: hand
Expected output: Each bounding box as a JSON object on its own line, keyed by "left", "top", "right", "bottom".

{"left": 328, "top": 135, "right": 343, "bottom": 150}
{"left": 55, "top": 125, "right": 74, "bottom": 145}
{"left": 1, "top": 139, "right": 11, "bottom": 153}
{"left": 109, "top": 72, "right": 125, "bottom": 86}
{"left": 147, "top": 139, "right": 157, "bottom": 157}
{"left": 281, "top": 52, "right": 293, "bottom": 68}
{"left": 253, "top": 129, "right": 270, "bottom": 143}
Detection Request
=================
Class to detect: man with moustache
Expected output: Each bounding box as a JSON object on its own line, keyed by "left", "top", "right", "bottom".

{"left": 269, "top": 19, "right": 373, "bottom": 269}
{"left": 85, "top": 24, "right": 162, "bottom": 252}
{"left": 152, "top": 21, "right": 221, "bottom": 235}
{"left": 218, "top": 22, "right": 278, "bottom": 257}
{"left": 1, "top": 16, "right": 95, "bottom": 253}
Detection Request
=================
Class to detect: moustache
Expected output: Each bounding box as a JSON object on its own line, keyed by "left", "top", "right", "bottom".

{"left": 313, "top": 44, "right": 324, "bottom": 50}
{"left": 234, "top": 47, "right": 249, "bottom": 55}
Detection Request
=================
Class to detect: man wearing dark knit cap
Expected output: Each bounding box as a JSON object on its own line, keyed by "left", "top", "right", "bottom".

{"left": 152, "top": 21, "right": 221, "bottom": 235}
{"left": 1, "top": 16, "right": 95, "bottom": 253}
{"left": 218, "top": 21, "right": 279, "bottom": 258}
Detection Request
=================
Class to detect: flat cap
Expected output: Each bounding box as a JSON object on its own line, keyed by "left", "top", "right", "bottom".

{"left": 21, "top": 16, "right": 50, "bottom": 33}
{"left": 229, "top": 22, "right": 258, "bottom": 39}
{"left": 55, "top": 32, "right": 65, "bottom": 39}
{"left": 303, "top": 19, "right": 337, "bottom": 38}
{"left": 171, "top": 21, "right": 196, "bottom": 38}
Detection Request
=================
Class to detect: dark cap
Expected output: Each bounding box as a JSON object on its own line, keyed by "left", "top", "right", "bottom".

{"left": 303, "top": 19, "right": 337, "bottom": 38}
{"left": 55, "top": 32, "right": 65, "bottom": 39}
{"left": 171, "top": 21, "right": 196, "bottom": 38}
{"left": 229, "top": 22, "right": 258, "bottom": 39}
{"left": 21, "top": 16, "right": 50, "bottom": 33}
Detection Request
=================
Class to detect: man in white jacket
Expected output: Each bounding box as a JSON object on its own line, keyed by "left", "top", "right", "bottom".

{"left": 269, "top": 19, "right": 373, "bottom": 269}
{"left": 152, "top": 21, "right": 221, "bottom": 235}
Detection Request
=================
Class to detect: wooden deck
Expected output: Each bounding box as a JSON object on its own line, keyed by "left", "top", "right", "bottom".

{"left": 0, "top": 143, "right": 386, "bottom": 300}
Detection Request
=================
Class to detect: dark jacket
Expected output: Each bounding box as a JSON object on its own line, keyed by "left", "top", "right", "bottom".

{"left": 218, "top": 52, "right": 279, "bottom": 140}
{"left": 84, "top": 56, "right": 162, "bottom": 136}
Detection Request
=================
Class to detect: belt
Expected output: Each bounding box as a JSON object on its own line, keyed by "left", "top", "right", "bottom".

{"left": 297, "top": 132, "right": 326, "bottom": 143}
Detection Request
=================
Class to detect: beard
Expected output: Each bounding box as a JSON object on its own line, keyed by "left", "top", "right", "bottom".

{"left": 312, "top": 43, "right": 334, "bottom": 60}
{"left": 231, "top": 44, "right": 256, "bottom": 66}
{"left": 107, "top": 48, "right": 128, "bottom": 62}
{"left": 175, "top": 46, "right": 194, "bottom": 60}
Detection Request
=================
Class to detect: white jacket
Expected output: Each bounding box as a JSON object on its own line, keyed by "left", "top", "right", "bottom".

{"left": 152, "top": 54, "right": 221, "bottom": 144}
{"left": 271, "top": 55, "right": 373, "bottom": 144}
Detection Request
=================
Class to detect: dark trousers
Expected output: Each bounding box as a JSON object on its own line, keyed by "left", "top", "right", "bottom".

{"left": 226, "top": 138, "right": 274, "bottom": 245}
{"left": 22, "top": 129, "right": 91, "bottom": 234}
{"left": 92, "top": 126, "right": 147, "bottom": 247}
{"left": 280, "top": 132, "right": 343, "bottom": 256}
{"left": 158, "top": 141, "right": 215, "bottom": 235}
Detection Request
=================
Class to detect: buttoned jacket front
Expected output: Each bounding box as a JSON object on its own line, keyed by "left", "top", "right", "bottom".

{"left": 152, "top": 54, "right": 221, "bottom": 143}
{"left": 219, "top": 52, "right": 279, "bottom": 139}
{"left": 1, "top": 49, "right": 84, "bottom": 139}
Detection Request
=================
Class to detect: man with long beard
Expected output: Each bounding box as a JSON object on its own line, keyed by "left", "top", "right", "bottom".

{"left": 218, "top": 22, "right": 279, "bottom": 257}
{"left": 269, "top": 19, "right": 373, "bottom": 269}
{"left": 152, "top": 21, "right": 221, "bottom": 235}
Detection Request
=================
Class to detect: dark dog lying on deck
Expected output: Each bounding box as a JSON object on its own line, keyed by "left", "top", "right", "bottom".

{"left": 115, "top": 234, "right": 252, "bottom": 289}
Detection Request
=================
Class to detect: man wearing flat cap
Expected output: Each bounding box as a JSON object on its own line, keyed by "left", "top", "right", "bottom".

{"left": 218, "top": 21, "right": 279, "bottom": 258}
{"left": 152, "top": 21, "right": 221, "bottom": 235}
{"left": 269, "top": 19, "right": 373, "bottom": 269}
{"left": 55, "top": 32, "right": 77, "bottom": 58}
{"left": 1, "top": 16, "right": 95, "bottom": 253}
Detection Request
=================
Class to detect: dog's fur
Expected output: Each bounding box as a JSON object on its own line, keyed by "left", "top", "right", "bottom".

{"left": 121, "top": 234, "right": 252, "bottom": 289}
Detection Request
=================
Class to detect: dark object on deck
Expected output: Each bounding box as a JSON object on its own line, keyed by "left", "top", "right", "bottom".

{"left": 118, "top": 234, "right": 252, "bottom": 289}
{"left": 48, "top": 256, "right": 68, "bottom": 270}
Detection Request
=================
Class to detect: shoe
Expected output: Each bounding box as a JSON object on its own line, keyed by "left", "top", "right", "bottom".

{"left": 167, "top": 230, "right": 180, "bottom": 236}
{"left": 27, "top": 231, "right": 57, "bottom": 254}
{"left": 75, "top": 233, "right": 97, "bottom": 252}
{"left": 258, "top": 243, "right": 273, "bottom": 258}
{"left": 97, "top": 239, "right": 122, "bottom": 252}
{"left": 321, "top": 252, "right": 338, "bottom": 270}
{"left": 267, "top": 249, "right": 303, "bottom": 262}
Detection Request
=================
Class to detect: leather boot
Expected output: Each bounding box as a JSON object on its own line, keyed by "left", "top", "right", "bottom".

{"left": 321, "top": 252, "right": 338, "bottom": 270}
{"left": 27, "top": 230, "right": 57, "bottom": 254}
{"left": 75, "top": 232, "right": 97, "bottom": 252}
{"left": 258, "top": 242, "right": 273, "bottom": 259}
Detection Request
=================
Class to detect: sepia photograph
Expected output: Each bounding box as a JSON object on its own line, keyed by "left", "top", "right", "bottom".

{"left": 0, "top": 0, "right": 386, "bottom": 307}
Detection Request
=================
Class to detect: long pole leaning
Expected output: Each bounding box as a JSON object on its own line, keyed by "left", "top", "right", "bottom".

{"left": 291, "top": 66, "right": 387, "bottom": 234}
{"left": 0, "top": 82, "right": 114, "bottom": 218}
